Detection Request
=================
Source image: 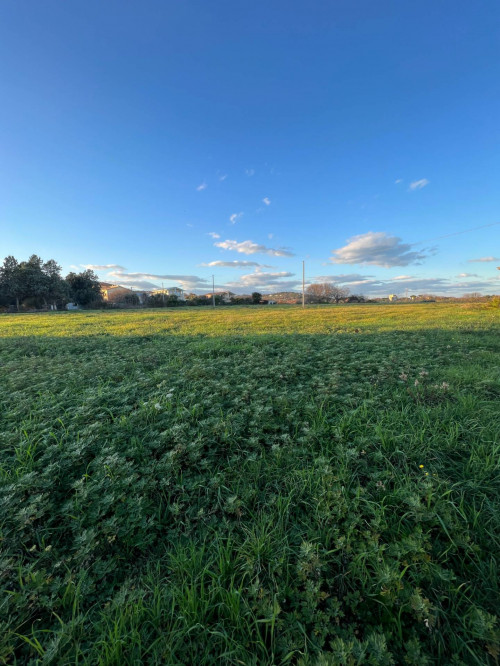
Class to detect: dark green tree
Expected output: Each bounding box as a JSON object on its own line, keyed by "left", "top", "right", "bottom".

{"left": 43, "top": 259, "right": 69, "bottom": 308}
{"left": 124, "top": 293, "right": 140, "bottom": 306}
{"left": 0, "top": 255, "right": 23, "bottom": 309}
{"left": 20, "top": 255, "right": 47, "bottom": 305}
{"left": 65, "top": 269, "right": 103, "bottom": 306}
{"left": 251, "top": 292, "right": 262, "bottom": 304}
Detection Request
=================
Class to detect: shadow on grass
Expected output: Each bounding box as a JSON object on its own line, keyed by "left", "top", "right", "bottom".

{"left": 0, "top": 328, "right": 499, "bottom": 664}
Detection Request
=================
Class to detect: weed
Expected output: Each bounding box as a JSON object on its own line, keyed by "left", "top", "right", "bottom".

{"left": 0, "top": 304, "right": 499, "bottom": 664}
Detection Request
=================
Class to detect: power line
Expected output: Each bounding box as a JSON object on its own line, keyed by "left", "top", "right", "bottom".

{"left": 412, "top": 221, "right": 500, "bottom": 246}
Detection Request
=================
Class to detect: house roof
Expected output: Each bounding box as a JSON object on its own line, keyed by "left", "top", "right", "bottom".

{"left": 101, "top": 284, "right": 133, "bottom": 292}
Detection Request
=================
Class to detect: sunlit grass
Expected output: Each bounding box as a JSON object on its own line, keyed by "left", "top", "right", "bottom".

{"left": 1, "top": 301, "right": 498, "bottom": 338}
{"left": 0, "top": 303, "right": 499, "bottom": 664}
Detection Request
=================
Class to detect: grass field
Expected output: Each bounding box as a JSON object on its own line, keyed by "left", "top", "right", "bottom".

{"left": 1, "top": 303, "right": 499, "bottom": 664}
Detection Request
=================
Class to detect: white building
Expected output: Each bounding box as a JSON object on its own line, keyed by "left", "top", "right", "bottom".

{"left": 152, "top": 287, "right": 186, "bottom": 301}
{"left": 203, "top": 291, "right": 235, "bottom": 303}
{"left": 388, "top": 294, "right": 398, "bottom": 302}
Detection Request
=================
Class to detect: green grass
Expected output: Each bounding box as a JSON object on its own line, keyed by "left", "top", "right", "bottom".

{"left": 0, "top": 304, "right": 499, "bottom": 664}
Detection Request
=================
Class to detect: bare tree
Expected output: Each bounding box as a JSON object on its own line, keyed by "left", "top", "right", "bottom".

{"left": 305, "top": 282, "right": 349, "bottom": 304}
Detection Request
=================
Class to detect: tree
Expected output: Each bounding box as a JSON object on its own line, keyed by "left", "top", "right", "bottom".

{"left": 0, "top": 255, "right": 69, "bottom": 309}
{"left": 20, "top": 255, "right": 48, "bottom": 305}
{"left": 65, "top": 269, "right": 102, "bottom": 306}
{"left": 0, "top": 255, "right": 23, "bottom": 309}
{"left": 305, "top": 282, "right": 349, "bottom": 304}
{"left": 251, "top": 292, "right": 262, "bottom": 304}
{"left": 124, "top": 293, "right": 140, "bottom": 306}
{"left": 43, "top": 259, "right": 68, "bottom": 308}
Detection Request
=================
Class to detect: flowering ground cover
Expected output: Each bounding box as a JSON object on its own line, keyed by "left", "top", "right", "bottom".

{"left": 0, "top": 303, "right": 499, "bottom": 664}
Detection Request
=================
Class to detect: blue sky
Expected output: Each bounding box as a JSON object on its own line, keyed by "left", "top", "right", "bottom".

{"left": 1, "top": 0, "right": 499, "bottom": 296}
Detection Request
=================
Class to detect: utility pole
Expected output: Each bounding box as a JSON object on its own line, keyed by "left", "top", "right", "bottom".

{"left": 212, "top": 275, "right": 215, "bottom": 308}
{"left": 302, "top": 260, "right": 305, "bottom": 308}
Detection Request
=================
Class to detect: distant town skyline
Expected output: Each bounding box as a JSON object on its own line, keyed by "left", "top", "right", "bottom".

{"left": 1, "top": 1, "right": 499, "bottom": 296}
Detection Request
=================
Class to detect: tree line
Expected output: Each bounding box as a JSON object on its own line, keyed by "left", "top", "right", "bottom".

{"left": 0, "top": 255, "right": 102, "bottom": 310}
{"left": 0, "top": 254, "right": 364, "bottom": 311}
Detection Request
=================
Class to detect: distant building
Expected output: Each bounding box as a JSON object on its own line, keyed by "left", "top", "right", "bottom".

{"left": 388, "top": 294, "right": 398, "bottom": 302}
{"left": 202, "top": 291, "right": 235, "bottom": 303}
{"left": 101, "top": 283, "right": 150, "bottom": 304}
{"left": 344, "top": 295, "right": 364, "bottom": 303}
{"left": 101, "top": 284, "right": 134, "bottom": 303}
{"left": 133, "top": 291, "right": 151, "bottom": 304}
{"left": 152, "top": 287, "right": 186, "bottom": 301}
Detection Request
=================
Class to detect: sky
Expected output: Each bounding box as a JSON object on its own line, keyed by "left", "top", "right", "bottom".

{"left": 1, "top": 0, "right": 499, "bottom": 296}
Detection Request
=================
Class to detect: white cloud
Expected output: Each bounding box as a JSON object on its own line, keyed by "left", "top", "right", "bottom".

{"left": 312, "top": 273, "right": 500, "bottom": 297}
{"left": 196, "top": 182, "right": 207, "bottom": 191}
{"left": 215, "top": 239, "right": 295, "bottom": 257}
{"left": 225, "top": 269, "right": 299, "bottom": 292}
{"left": 84, "top": 264, "right": 127, "bottom": 271}
{"left": 330, "top": 232, "right": 428, "bottom": 268}
{"left": 229, "top": 212, "right": 244, "bottom": 224}
{"left": 456, "top": 272, "right": 479, "bottom": 278}
{"left": 108, "top": 270, "right": 210, "bottom": 291}
{"left": 201, "top": 260, "right": 274, "bottom": 269}
{"left": 245, "top": 168, "right": 255, "bottom": 176}
{"left": 395, "top": 179, "right": 403, "bottom": 184}
{"left": 313, "top": 273, "right": 376, "bottom": 284}
{"left": 391, "top": 275, "right": 414, "bottom": 280}
{"left": 208, "top": 232, "right": 220, "bottom": 238}
{"left": 219, "top": 174, "right": 227, "bottom": 181}
{"left": 268, "top": 233, "right": 274, "bottom": 239}
{"left": 262, "top": 197, "right": 271, "bottom": 206}
{"left": 409, "top": 178, "right": 429, "bottom": 191}
{"left": 468, "top": 256, "right": 499, "bottom": 263}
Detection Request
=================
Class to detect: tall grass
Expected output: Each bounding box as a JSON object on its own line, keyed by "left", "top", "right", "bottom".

{"left": 0, "top": 304, "right": 498, "bottom": 664}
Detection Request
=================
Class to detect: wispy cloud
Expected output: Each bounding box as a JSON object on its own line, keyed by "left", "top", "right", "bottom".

{"left": 200, "top": 260, "right": 274, "bottom": 269}
{"left": 409, "top": 178, "right": 430, "bottom": 191}
{"left": 226, "top": 269, "right": 298, "bottom": 292}
{"left": 219, "top": 174, "right": 227, "bottom": 181}
{"left": 468, "top": 256, "right": 499, "bottom": 263}
{"left": 196, "top": 182, "right": 207, "bottom": 191}
{"left": 229, "top": 212, "right": 244, "bottom": 224}
{"left": 391, "top": 275, "right": 414, "bottom": 280}
{"left": 84, "top": 264, "right": 127, "bottom": 271}
{"left": 311, "top": 273, "right": 500, "bottom": 297}
{"left": 262, "top": 197, "right": 271, "bottom": 206}
{"left": 313, "top": 273, "right": 376, "bottom": 284}
{"left": 208, "top": 232, "right": 220, "bottom": 239}
{"left": 108, "top": 270, "right": 210, "bottom": 290}
{"left": 457, "top": 272, "right": 479, "bottom": 278}
{"left": 215, "top": 239, "right": 295, "bottom": 257}
{"left": 245, "top": 168, "right": 255, "bottom": 177}
{"left": 395, "top": 179, "right": 403, "bottom": 184}
{"left": 330, "top": 232, "right": 428, "bottom": 267}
